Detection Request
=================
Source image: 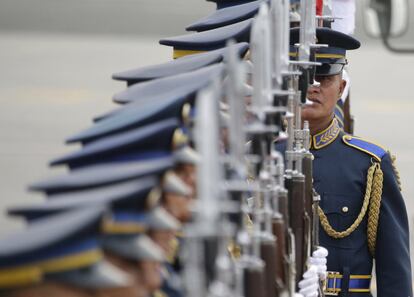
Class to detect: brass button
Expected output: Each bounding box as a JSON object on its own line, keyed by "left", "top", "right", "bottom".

{"left": 342, "top": 206, "right": 349, "bottom": 213}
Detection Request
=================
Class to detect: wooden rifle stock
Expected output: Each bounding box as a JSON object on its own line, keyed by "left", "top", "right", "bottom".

{"left": 303, "top": 154, "right": 313, "bottom": 228}
{"left": 286, "top": 174, "right": 305, "bottom": 286}
{"left": 260, "top": 241, "right": 279, "bottom": 297}
{"left": 244, "top": 266, "right": 267, "bottom": 297}
{"left": 302, "top": 153, "right": 313, "bottom": 273}
{"left": 272, "top": 216, "right": 287, "bottom": 292}
{"left": 278, "top": 190, "right": 289, "bottom": 232}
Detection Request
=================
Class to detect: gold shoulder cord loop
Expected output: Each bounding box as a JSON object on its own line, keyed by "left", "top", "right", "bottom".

{"left": 228, "top": 240, "right": 242, "bottom": 259}
{"left": 153, "top": 290, "right": 168, "bottom": 297}
{"left": 318, "top": 161, "right": 383, "bottom": 257}
{"left": 228, "top": 214, "right": 253, "bottom": 259}
{"left": 389, "top": 151, "right": 402, "bottom": 191}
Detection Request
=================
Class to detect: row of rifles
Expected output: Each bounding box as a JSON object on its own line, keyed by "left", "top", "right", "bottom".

{"left": 180, "top": 0, "right": 333, "bottom": 297}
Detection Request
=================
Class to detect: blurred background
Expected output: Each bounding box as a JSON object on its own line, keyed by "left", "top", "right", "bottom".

{"left": 0, "top": 0, "right": 413, "bottom": 264}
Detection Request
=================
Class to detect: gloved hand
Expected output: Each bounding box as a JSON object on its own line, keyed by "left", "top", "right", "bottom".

{"left": 308, "top": 246, "right": 329, "bottom": 280}
{"left": 297, "top": 265, "right": 319, "bottom": 297}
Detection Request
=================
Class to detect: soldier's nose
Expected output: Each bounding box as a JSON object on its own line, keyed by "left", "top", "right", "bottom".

{"left": 307, "top": 84, "right": 320, "bottom": 95}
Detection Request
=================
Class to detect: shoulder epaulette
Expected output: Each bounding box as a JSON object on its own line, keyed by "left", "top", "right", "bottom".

{"left": 342, "top": 135, "right": 387, "bottom": 162}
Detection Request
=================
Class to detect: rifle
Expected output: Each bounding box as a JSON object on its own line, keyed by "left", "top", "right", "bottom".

{"left": 302, "top": 121, "right": 313, "bottom": 274}
{"left": 281, "top": 0, "right": 330, "bottom": 288}
{"left": 249, "top": 5, "right": 291, "bottom": 297}
{"left": 226, "top": 39, "right": 267, "bottom": 297}
{"left": 269, "top": 0, "right": 306, "bottom": 294}
{"left": 182, "top": 79, "right": 229, "bottom": 297}
{"left": 284, "top": 0, "right": 331, "bottom": 293}
{"left": 270, "top": 151, "right": 289, "bottom": 295}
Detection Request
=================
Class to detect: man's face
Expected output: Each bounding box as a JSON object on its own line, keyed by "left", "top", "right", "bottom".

{"left": 162, "top": 192, "right": 192, "bottom": 223}
{"left": 302, "top": 74, "right": 346, "bottom": 122}
{"left": 148, "top": 230, "right": 177, "bottom": 260}
{"left": 136, "top": 260, "right": 162, "bottom": 293}
{"left": 174, "top": 164, "right": 196, "bottom": 196}
{"left": 101, "top": 253, "right": 144, "bottom": 297}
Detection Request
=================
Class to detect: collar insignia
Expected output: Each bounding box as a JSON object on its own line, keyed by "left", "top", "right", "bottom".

{"left": 311, "top": 118, "right": 341, "bottom": 149}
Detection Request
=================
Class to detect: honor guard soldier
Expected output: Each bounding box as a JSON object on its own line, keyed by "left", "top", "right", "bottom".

{"left": 9, "top": 176, "right": 185, "bottom": 297}
{"left": 276, "top": 27, "right": 412, "bottom": 296}
{"left": 28, "top": 157, "right": 194, "bottom": 223}
{"left": 0, "top": 207, "right": 137, "bottom": 297}
{"left": 144, "top": 207, "right": 184, "bottom": 297}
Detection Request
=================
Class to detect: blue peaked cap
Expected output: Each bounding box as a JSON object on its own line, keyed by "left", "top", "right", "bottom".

{"left": 290, "top": 27, "right": 360, "bottom": 51}
{"left": 97, "top": 64, "right": 224, "bottom": 125}
{"left": 0, "top": 208, "right": 129, "bottom": 289}
{"left": 112, "top": 43, "right": 247, "bottom": 86}
{"left": 187, "top": 0, "right": 265, "bottom": 32}
{"left": 29, "top": 155, "right": 174, "bottom": 195}
{"left": 51, "top": 118, "right": 183, "bottom": 169}
{"left": 289, "top": 27, "right": 360, "bottom": 75}
{"left": 66, "top": 65, "right": 223, "bottom": 144}
{"left": 9, "top": 176, "right": 158, "bottom": 221}
{"left": 160, "top": 18, "right": 252, "bottom": 52}
{"left": 74, "top": 96, "right": 189, "bottom": 144}
{"left": 0, "top": 207, "right": 104, "bottom": 268}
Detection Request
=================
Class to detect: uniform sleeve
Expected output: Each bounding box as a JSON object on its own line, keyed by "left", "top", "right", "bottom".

{"left": 375, "top": 153, "right": 413, "bottom": 297}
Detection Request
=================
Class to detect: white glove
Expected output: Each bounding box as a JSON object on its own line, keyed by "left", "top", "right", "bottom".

{"left": 308, "top": 246, "right": 329, "bottom": 280}
{"left": 297, "top": 265, "right": 319, "bottom": 297}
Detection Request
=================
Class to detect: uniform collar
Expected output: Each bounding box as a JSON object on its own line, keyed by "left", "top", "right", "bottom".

{"left": 310, "top": 118, "right": 341, "bottom": 150}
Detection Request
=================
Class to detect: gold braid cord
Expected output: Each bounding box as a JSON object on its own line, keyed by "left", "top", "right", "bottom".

{"left": 318, "top": 162, "right": 383, "bottom": 257}
{"left": 367, "top": 163, "right": 383, "bottom": 256}
{"left": 153, "top": 290, "right": 167, "bottom": 297}
{"left": 228, "top": 240, "right": 242, "bottom": 259}
{"left": 389, "top": 151, "right": 402, "bottom": 191}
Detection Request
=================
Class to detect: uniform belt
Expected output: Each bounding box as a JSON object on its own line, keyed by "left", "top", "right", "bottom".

{"left": 324, "top": 271, "right": 371, "bottom": 296}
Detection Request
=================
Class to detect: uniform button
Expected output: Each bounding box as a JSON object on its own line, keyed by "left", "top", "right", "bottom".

{"left": 342, "top": 206, "right": 349, "bottom": 213}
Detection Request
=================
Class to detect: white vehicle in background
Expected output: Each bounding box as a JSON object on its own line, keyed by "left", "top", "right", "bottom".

{"left": 362, "top": 0, "right": 414, "bottom": 52}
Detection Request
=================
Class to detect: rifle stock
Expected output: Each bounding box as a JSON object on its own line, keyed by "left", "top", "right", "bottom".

{"left": 244, "top": 266, "right": 267, "bottom": 297}
{"left": 302, "top": 153, "right": 313, "bottom": 272}
{"left": 260, "top": 240, "right": 279, "bottom": 297}
{"left": 287, "top": 174, "right": 305, "bottom": 286}
{"left": 272, "top": 216, "right": 287, "bottom": 290}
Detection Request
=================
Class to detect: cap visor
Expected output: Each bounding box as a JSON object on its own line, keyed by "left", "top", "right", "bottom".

{"left": 315, "top": 63, "right": 345, "bottom": 76}
{"left": 48, "top": 260, "right": 132, "bottom": 289}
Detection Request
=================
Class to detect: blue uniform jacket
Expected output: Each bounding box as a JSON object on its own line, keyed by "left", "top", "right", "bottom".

{"left": 160, "top": 262, "right": 184, "bottom": 297}
{"left": 276, "top": 118, "right": 412, "bottom": 297}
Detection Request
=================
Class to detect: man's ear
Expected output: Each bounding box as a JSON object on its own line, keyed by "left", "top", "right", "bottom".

{"left": 338, "top": 78, "right": 347, "bottom": 99}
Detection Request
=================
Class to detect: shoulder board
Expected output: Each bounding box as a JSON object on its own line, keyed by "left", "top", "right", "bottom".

{"left": 342, "top": 135, "right": 387, "bottom": 162}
